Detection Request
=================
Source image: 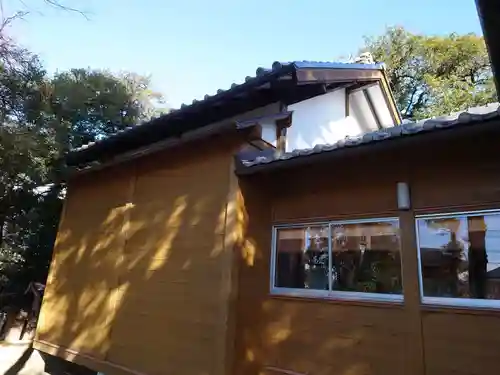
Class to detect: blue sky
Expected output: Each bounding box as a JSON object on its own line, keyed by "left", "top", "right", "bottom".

{"left": 11, "top": 0, "right": 483, "bottom": 108}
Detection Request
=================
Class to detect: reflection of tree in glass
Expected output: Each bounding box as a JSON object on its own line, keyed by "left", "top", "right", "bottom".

{"left": 468, "top": 216, "right": 487, "bottom": 299}
{"left": 331, "top": 222, "right": 401, "bottom": 294}
{"left": 427, "top": 218, "right": 464, "bottom": 297}
{"left": 303, "top": 227, "right": 329, "bottom": 290}
{"left": 331, "top": 224, "right": 357, "bottom": 290}
{"left": 427, "top": 216, "right": 488, "bottom": 299}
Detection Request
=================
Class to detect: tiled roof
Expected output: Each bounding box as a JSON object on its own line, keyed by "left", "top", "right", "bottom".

{"left": 241, "top": 102, "right": 500, "bottom": 168}
{"left": 283, "top": 61, "right": 384, "bottom": 70}
{"left": 71, "top": 61, "right": 386, "bottom": 154}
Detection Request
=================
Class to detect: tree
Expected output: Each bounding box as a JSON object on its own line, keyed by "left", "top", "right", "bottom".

{"left": 0, "top": 46, "right": 165, "bottom": 317}
{"left": 0, "top": 1, "right": 168, "bottom": 340}
{"left": 119, "top": 71, "right": 167, "bottom": 121}
{"left": 47, "top": 68, "right": 165, "bottom": 153}
{"left": 0, "top": 38, "right": 55, "bottom": 313}
{"left": 0, "top": 66, "right": 164, "bottom": 309}
{"left": 362, "top": 26, "right": 496, "bottom": 120}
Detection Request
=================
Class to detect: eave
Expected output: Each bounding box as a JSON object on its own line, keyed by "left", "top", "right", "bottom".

{"left": 66, "top": 61, "right": 388, "bottom": 168}
{"left": 476, "top": 0, "right": 500, "bottom": 96}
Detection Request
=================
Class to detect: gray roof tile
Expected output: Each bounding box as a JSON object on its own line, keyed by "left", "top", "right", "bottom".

{"left": 241, "top": 103, "right": 500, "bottom": 168}
{"left": 71, "top": 60, "right": 385, "bottom": 153}
{"left": 292, "top": 61, "right": 385, "bottom": 70}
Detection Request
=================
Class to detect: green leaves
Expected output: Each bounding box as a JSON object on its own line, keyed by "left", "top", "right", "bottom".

{"left": 0, "top": 0, "right": 168, "bottom": 311}
{"left": 47, "top": 68, "right": 166, "bottom": 151}
{"left": 363, "top": 26, "right": 496, "bottom": 120}
{"left": 0, "top": 41, "right": 165, "bottom": 310}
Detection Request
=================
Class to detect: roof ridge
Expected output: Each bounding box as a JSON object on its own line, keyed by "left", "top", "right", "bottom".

{"left": 71, "top": 60, "right": 386, "bottom": 154}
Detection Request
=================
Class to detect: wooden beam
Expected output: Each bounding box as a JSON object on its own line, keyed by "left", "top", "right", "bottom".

{"left": 399, "top": 208, "right": 426, "bottom": 375}
{"left": 379, "top": 73, "right": 402, "bottom": 125}
{"left": 345, "top": 89, "right": 350, "bottom": 117}
{"left": 33, "top": 340, "right": 146, "bottom": 375}
{"left": 347, "top": 81, "right": 379, "bottom": 94}
{"left": 295, "top": 68, "right": 383, "bottom": 84}
{"left": 363, "top": 89, "right": 383, "bottom": 130}
{"left": 235, "top": 111, "right": 293, "bottom": 130}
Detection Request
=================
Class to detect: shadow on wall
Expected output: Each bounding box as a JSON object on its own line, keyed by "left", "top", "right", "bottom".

{"left": 35, "top": 140, "right": 237, "bottom": 375}
{"left": 233, "top": 172, "right": 412, "bottom": 375}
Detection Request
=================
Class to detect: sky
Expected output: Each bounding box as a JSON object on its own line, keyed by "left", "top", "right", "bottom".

{"left": 9, "top": 0, "right": 483, "bottom": 109}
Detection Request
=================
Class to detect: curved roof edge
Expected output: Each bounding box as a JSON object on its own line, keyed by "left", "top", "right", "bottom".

{"left": 67, "top": 60, "right": 386, "bottom": 166}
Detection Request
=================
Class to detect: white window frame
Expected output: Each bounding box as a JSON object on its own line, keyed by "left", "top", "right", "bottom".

{"left": 270, "top": 217, "right": 404, "bottom": 303}
{"left": 416, "top": 208, "right": 500, "bottom": 309}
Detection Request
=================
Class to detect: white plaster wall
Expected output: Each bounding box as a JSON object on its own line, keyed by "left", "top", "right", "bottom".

{"left": 261, "top": 121, "right": 277, "bottom": 146}
{"left": 349, "top": 84, "right": 396, "bottom": 131}
{"left": 366, "top": 84, "right": 395, "bottom": 127}
{"left": 349, "top": 90, "right": 379, "bottom": 133}
{"left": 286, "top": 89, "right": 364, "bottom": 152}
{"left": 286, "top": 83, "right": 397, "bottom": 152}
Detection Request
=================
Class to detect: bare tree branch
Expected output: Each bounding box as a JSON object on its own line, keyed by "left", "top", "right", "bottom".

{"left": 42, "top": 0, "right": 88, "bottom": 20}
{"left": 0, "top": 0, "right": 29, "bottom": 34}
{"left": 0, "top": 10, "right": 28, "bottom": 33}
{"left": 0, "top": 0, "right": 88, "bottom": 30}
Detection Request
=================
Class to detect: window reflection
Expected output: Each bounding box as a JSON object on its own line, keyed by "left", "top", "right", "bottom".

{"left": 331, "top": 221, "right": 402, "bottom": 294}
{"left": 417, "top": 212, "right": 500, "bottom": 300}
{"left": 275, "top": 225, "right": 329, "bottom": 290}
{"left": 273, "top": 219, "right": 403, "bottom": 297}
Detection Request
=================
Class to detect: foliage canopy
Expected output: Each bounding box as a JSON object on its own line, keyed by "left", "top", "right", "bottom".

{"left": 362, "top": 26, "right": 496, "bottom": 120}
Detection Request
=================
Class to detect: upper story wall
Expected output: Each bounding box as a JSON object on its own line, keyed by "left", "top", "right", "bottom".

{"left": 286, "top": 89, "right": 352, "bottom": 151}
{"left": 259, "top": 82, "right": 398, "bottom": 153}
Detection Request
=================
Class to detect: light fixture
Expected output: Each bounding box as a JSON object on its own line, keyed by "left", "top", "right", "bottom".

{"left": 397, "top": 182, "right": 411, "bottom": 210}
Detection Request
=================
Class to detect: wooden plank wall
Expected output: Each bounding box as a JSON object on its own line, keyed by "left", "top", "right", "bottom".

{"left": 36, "top": 164, "right": 132, "bottom": 360}
{"left": 35, "top": 135, "right": 242, "bottom": 375}
{"left": 105, "top": 139, "right": 235, "bottom": 375}
{"left": 411, "top": 133, "right": 500, "bottom": 375}
{"left": 234, "top": 129, "right": 500, "bottom": 375}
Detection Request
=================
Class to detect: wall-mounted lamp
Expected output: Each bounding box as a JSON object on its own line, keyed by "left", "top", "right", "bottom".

{"left": 397, "top": 182, "right": 411, "bottom": 210}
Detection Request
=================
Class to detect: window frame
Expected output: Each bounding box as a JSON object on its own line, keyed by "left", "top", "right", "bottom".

{"left": 416, "top": 208, "right": 500, "bottom": 309}
{"left": 270, "top": 217, "right": 404, "bottom": 303}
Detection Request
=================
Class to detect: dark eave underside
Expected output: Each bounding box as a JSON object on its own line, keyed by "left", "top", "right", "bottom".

{"left": 66, "top": 66, "right": 294, "bottom": 167}
{"left": 477, "top": 0, "right": 500, "bottom": 96}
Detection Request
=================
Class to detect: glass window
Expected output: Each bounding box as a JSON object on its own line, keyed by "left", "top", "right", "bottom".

{"left": 417, "top": 211, "right": 500, "bottom": 306}
{"left": 272, "top": 218, "right": 403, "bottom": 302}
{"left": 331, "top": 220, "right": 402, "bottom": 295}
{"left": 274, "top": 225, "right": 329, "bottom": 291}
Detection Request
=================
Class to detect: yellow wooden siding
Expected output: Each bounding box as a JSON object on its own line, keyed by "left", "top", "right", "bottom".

{"left": 35, "top": 137, "right": 242, "bottom": 375}
{"left": 233, "top": 172, "right": 414, "bottom": 375}
{"left": 34, "top": 103, "right": 293, "bottom": 375}
{"left": 233, "top": 133, "right": 500, "bottom": 375}
{"left": 36, "top": 166, "right": 132, "bottom": 359}
{"left": 422, "top": 311, "right": 500, "bottom": 375}
{"left": 106, "top": 150, "right": 233, "bottom": 375}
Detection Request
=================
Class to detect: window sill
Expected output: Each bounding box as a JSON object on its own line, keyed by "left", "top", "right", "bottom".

{"left": 421, "top": 296, "right": 500, "bottom": 314}
{"left": 270, "top": 288, "right": 404, "bottom": 308}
